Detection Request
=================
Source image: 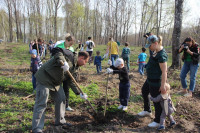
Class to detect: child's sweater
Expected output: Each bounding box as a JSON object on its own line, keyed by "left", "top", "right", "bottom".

{"left": 110, "top": 65, "right": 129, "bottom": 83}
{"left": 94, "top": 56, "right": 104, "bottom": 65}
{"left": 150, "top": 94, "right": 176, "bottom": 115}
{"left": 30, "top": 56, "right": 42, "bottom": 73}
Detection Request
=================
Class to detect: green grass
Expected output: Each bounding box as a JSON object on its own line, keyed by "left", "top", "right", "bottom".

{"left": 107, "top": 104, "right": 123, "bottom": 113}
{"left": 0, "top": 42, "right": 30, "bottom": 67}
{"left": 130, "top": 95, "right": 143, "bottom": 103}
{"left": 68, "top": 83, "right": 100, "bottom": 105}
{"left": 0, "top": 76, "right": 33, "bottom": 94}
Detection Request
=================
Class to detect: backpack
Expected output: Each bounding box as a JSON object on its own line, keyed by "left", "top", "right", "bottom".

{"left": 123, "top": 48, "right": 130, "bottom": 54}
{"left": 88, "top": 41, "right": 93, "bottom": 49}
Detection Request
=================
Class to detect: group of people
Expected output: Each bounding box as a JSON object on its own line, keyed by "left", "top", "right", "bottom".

{"left": 29, "top": 33, "right": 199, "bottom": 133}
{"left": 136, "top": 35, "right": 200, "bottom": 130}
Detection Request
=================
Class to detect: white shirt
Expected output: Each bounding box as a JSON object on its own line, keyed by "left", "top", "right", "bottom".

{"left": 85, "top": 40, "right": 95, "bottom": 51}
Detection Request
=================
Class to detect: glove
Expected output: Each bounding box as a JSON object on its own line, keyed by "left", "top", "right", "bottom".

{"left": 61, "top": 61, "right": 69, "bottom": 71}
{"left": 108, "top": 59, "right": 112, "bottom": 65}
{"left": 103, "top": 53, "right": 108, "bottom": 58}
{"left": 80, "top": 93, "right": 88, "bottom": 100}
{"left": 106, "top": 68, "right": 113, "bottom": 74}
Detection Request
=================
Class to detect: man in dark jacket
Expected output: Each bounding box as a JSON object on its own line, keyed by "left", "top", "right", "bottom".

{"left": 32, "top": 50, "right": 89, "bottom": 133}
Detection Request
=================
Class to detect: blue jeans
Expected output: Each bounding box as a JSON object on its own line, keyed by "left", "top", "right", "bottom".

{"left": 96, "top": 64, "right": 102, "bottom": 73}
{"left": 32, "top": 73, "right": 36, "bottom": 90}
{"left": 123, "top": 57, "right": 130, "bottom": 71}
{"left": 111, "top": 54, "right": 118, "bottom": 66}
{"left": 119, "top": 82, "right": 130, "bottom": 106}
{"left": 138, "top": 63, "right": 146, "bottom": 75}
{"left": 180, "top": 61, "right": 199, "bottom": 92}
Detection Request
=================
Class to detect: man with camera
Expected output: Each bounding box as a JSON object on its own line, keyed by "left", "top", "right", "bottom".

{"left": 178, "top": 37, "right": 200, "bottom": 97}
{"left": 143, "top": 32, "right": 152, "bottom": 39}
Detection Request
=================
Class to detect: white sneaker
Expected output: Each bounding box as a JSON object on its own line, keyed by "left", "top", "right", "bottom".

{"left": 66, "top": 106, "right": 74, "bottom": 111}
{"left": 118, "top": 105, "right": 123, "bottom": 109}
{"left": 122, "top": 106, "right": 128, "bottom": 111}
{"left": 138, "top": 111, "right": 152, "bottom": 116}
{"left": 148, "top": 122, "right": 160, "bottom": 128}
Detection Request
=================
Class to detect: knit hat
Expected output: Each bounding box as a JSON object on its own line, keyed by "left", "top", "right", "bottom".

{"left": 114, "top": 58, "right": 124, "bottom": 67}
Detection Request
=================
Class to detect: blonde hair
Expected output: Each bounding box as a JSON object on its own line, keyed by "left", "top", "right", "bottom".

{"left": 65, "top": 33, "right": 73, "bottom": 41}
{"left": 158, "top": 35, "right": 163, "bottom": 46}
{"left": 165, "top": 83, "right": 170, "bottom": 94}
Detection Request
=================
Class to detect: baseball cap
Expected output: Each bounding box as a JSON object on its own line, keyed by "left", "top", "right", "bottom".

{"left": 114, "top": 58, "right": 124, "bottom": 67}
{"left": 31, "top": 49, "right": 37, "bottom": 56}
{"left": 145, "top": 35, "right": 159, "bottom": 48}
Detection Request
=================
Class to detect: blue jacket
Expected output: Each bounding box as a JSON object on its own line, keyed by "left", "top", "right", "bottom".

{"left": 94, "top": 56, "right": 104, "bottom": 65}
{"left": 138, "top": 52, "right": 147, "bottom": 62}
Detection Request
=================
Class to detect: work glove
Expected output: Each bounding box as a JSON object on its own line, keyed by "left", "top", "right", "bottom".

{"left": 80, "top": 93, "right": 88, "bottom": 100}
{"left": 61, "top": 61, "right": 69, "bottom": 72}
{"left": 108, "top": 59, "right": 112, "bottom": 66}
{"left": 106, "top": 68, "right": 113, "bottom": 74}
{"left": 103, "top": 53, "right": 108, "bottom": 58}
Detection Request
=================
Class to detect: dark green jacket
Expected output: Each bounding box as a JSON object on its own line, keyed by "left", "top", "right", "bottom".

{"left": 35, "top": 50, "right": 80, "bottom": 94}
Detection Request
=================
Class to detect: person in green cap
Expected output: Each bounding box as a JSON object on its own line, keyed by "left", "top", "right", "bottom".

{"left": 54, "top": 33, "right": 75, "bottom": 52}
{"left": 53, "top": 34, "right": 76, "bottom": 111}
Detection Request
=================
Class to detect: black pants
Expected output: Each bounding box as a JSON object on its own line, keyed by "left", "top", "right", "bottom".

{"left": 87, "top": 51, "right": 93, "bottom": 57}
{"left": 63, "top": 80, "right": 69, "bottom": 107}
{"left": 87, "top": 51, "right": 93, "bottom": 64}
{"left": 119, "top": 82, "right": 130, "bottom": 106}
{"left": 142, "top": 79, "right": 162, "bottom": 123}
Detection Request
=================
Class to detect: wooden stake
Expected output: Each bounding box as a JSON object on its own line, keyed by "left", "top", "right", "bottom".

{"left": 104, "top": 73, "right": 109, "bottom": 117}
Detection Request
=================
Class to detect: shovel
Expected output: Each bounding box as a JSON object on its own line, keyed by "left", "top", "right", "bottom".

{"left": 60, "top": 61, "right": 97, "bottom": 114}
{"left": 104, "top": 73, "right": 109, "bottom": 117}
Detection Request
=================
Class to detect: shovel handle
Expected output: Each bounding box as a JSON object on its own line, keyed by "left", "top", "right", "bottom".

{"left": 66, "top": 71, "right": 97, "bottom": 114}
{"left": 104, "top": 73, "right": 109, "bottom": 117}
{"left": 60, "top": 60, "right": 97, "bottom": 114}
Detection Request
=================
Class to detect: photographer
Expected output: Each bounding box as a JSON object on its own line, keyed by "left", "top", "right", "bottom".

{"left": 178, "top": 37, "right": 200, "bottom": 97}
{"left": 143, "top": 32, "right": 152, "bottom": 39}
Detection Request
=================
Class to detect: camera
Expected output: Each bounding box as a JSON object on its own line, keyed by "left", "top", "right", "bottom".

{"left": 183, "top": 43, "right": 189, "bottom": 51}
{"left": 143, "top": 32, "right": 151, "bottom": 38}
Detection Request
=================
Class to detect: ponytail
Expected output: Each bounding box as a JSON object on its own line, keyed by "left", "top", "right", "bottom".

{"left": 158, "top": 36, "right": 163, "bottom": 46}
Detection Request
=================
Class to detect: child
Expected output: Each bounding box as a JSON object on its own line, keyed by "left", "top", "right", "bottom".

{"left": 106, "top": 58, "right": 130, "bottom": 111}
{"left": 30, "top": 49, "right": 42, "bottom": 91}
{"left": 121, "top": 42, "right": 131, "bottom": 71}
{"left": 94, "top": 51, "right": 104, "bottom": 74}
{"left": 138, "top": 47, "right": 147, "bottom": 75}
{"left": 150, "top": 83, "right": 176, "bottom": 130}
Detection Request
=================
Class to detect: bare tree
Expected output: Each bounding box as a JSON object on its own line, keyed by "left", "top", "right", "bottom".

{"left": 12, "top": 0, "right": 23, "bottom": 42}
{"left": 53, "top": 0, "right": 63, "bottom": 41}
{"left": 4, "top": 0, "right": 13, "bottom": 42}
{"left": 171, "top": 0, "right": 184, "bottom": 68}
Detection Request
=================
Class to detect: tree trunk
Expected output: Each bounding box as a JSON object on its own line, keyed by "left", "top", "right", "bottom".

{"left": 5, "top": 0, "right": 13, "bottom": 42}
{"left": 23, "top": 14, "right": 26, "bottom": 43}
{"left": 171, "top": 0, "right": 184, "bottom": 68}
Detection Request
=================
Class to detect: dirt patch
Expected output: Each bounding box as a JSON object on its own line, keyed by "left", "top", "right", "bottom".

{"left": 4, "top": 48, "right": 13, "bottom": 53}
{"left": 78, "top": 76, "right": 88, "bottom": 82}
